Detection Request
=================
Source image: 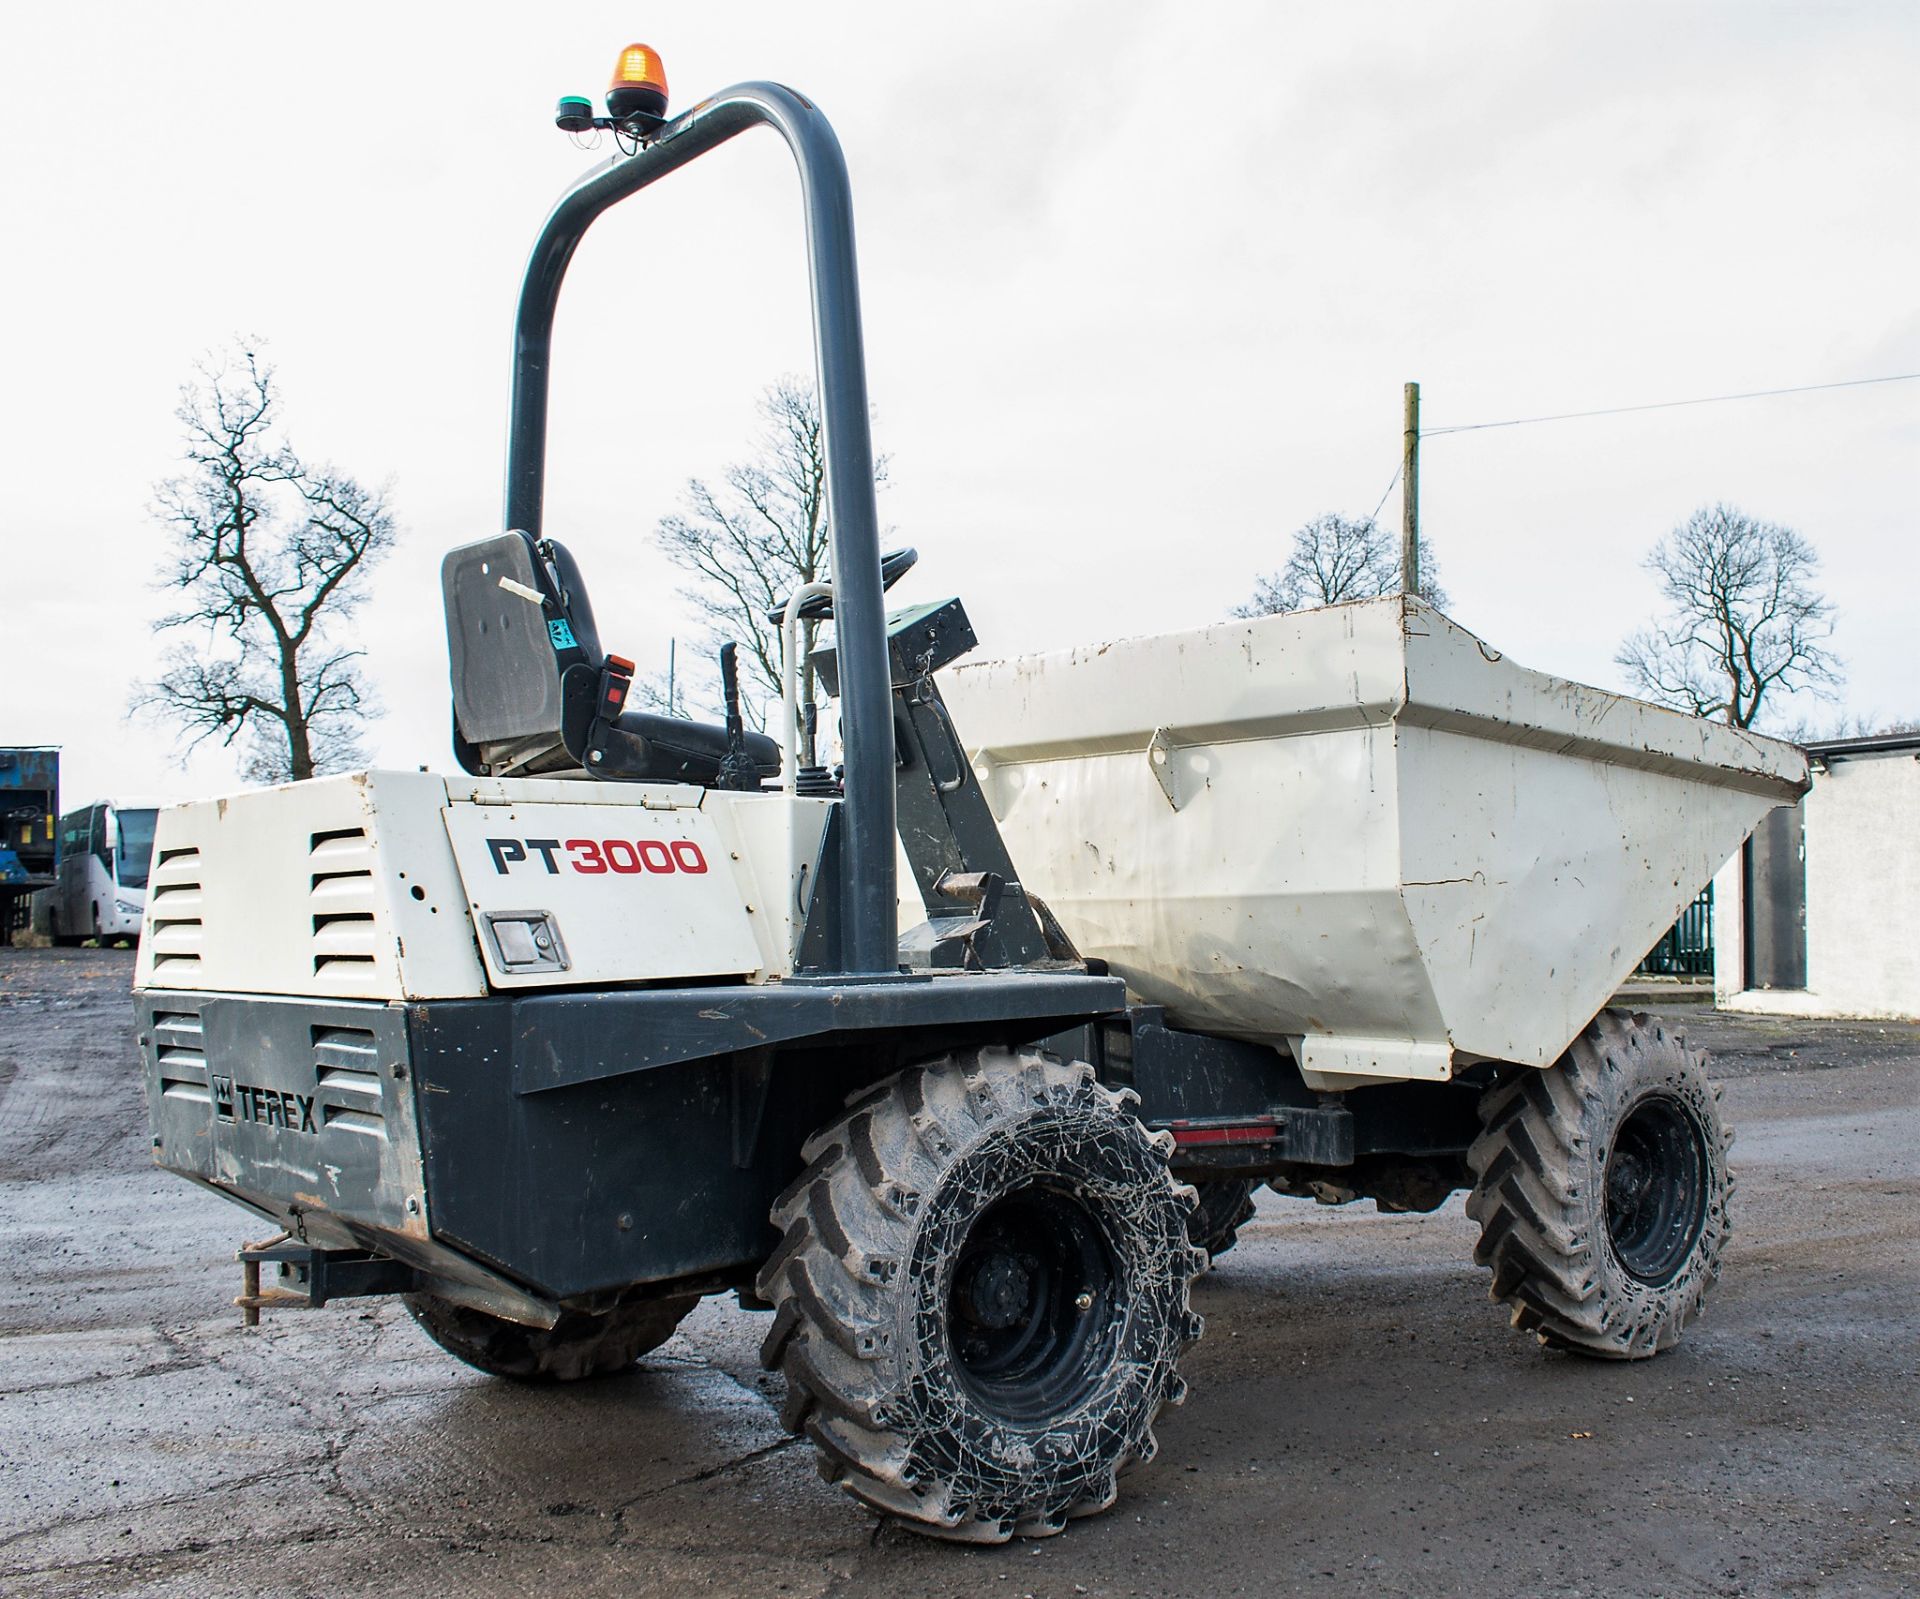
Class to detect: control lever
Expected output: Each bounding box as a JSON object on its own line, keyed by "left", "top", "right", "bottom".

{"left": 714, "top": 642, "right": 759, "bottom": 791}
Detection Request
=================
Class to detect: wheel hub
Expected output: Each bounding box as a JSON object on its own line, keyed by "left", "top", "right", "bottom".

{"left": 947, "top": 1184, "right": 1117, "bottom": 1423}
{"left": 958, "top": 1251, "right": 1034, "bottom": 1330}
{"left": 1603, "top": 1094, "right": 1710, "bottom": 1285}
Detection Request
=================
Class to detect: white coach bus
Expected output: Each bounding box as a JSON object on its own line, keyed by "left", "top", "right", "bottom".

{"left": 42, "top": 799, "right": 160, "bottom": 945}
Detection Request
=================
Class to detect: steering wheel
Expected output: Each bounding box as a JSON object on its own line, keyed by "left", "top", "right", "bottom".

{"left": 768, "top": 547, "right": 918, "bottom": 624}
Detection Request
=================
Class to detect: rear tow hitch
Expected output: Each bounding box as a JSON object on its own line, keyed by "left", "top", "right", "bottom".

{"left": 236, "top": 1235, "right": 418, "bottom": 1326}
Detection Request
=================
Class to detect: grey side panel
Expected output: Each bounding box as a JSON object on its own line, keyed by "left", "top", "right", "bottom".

{"left": 139, "top": 993, "right": 426, "bottom": 1239}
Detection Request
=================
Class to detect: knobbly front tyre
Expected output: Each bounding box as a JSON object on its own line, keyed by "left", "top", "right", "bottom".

{"left": 757, "top": 1047, "right": 1206, "bottom": 1542}
{"left": 1466, "top": 1010, "right": 1732, "bottom": 1359}
{"left": 404, "top": 1291, "right": 699, "bottom": 1382}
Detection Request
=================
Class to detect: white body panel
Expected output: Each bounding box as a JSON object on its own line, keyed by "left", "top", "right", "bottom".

{"left": 939, "top": 597, "right": 1807, "bottom": 1085}
{"left": 133, "top": 770, "right": 833, "bottom": 999}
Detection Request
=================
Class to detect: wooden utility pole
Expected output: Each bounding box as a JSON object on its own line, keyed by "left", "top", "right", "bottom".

{"left": 1402, "top": 380, "right": 1420, "bottom": 596}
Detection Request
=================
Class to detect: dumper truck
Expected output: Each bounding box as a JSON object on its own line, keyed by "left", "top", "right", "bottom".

{"left": 131, "top": 50, "right": 1810, "bottom": 1543}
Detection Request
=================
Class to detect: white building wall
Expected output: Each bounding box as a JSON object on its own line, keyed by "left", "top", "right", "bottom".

{"left": 1715, "top": 749, "right": 1920, "bottom": 1019}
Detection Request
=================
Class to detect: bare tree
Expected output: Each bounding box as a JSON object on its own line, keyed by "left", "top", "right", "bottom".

{"left": 1235, "top": 513, "right": 1447, "bottom": 617}
{"left": 655, "top": 376, "right": 885, "bottom": 763}
{"left": 1615, "top": 503, "right": 1840, "bottom": 729}
{"left": 1773, "top": 710, "right": 1919, "bottom": 744}
{"left": 135, "top": 344, "right": 397, "bottom": 782}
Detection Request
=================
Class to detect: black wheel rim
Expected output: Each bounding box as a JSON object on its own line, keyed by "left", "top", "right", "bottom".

{"left": 1604, "top": 1094, "right": 1710, "bottom": 1285}
{"left": 946, "top": 1185, "right": 1118, "bottom": 1423}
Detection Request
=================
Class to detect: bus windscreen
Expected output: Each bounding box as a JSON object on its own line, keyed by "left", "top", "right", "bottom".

{"left": 116, "top": 809, "right": 158, "bottom": 890}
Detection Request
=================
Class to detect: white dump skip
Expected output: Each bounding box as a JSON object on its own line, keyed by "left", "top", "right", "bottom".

{"left": 939, "top": 596, "right": 1809, "bottom": 1087}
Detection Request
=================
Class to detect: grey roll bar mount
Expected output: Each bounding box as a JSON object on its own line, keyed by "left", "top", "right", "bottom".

{"left": 503, "top": 82, "right": 897, "bottom": 977}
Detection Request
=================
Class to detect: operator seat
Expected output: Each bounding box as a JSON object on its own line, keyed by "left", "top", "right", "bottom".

{"left": 441, "top": 531, "right": 781, "bottom": 786}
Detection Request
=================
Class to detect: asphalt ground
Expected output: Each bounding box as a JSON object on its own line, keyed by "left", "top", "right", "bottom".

{"left": 1, "top": 946, "right": 1914, "bottom": 1598}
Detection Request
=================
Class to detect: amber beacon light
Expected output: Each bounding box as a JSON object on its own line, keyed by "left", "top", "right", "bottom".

{"left": 606, "top": 43, "right": 669, "bottom": 124}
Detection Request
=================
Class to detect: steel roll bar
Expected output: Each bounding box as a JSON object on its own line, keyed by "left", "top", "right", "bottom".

{"left": 503, "top": 83, "right": 897, "bottom": 976}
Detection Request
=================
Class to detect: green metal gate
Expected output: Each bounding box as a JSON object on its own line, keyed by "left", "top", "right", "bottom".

{"left": 1637, "top": 883, "right": 1714, "bottom": 977}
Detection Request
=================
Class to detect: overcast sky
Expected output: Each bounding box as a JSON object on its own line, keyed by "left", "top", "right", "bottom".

{"left": 4, "top": 3, "right": 1915, "bottom": 808}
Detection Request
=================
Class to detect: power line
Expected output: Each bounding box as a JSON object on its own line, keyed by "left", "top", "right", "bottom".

{"left": 1347, "top": 367, "right": 1916, "bottom": 534}
{"left": 1424, "top": 371, "right": 1920, "bottom": 437}
{"left": 1364, "top": 462, "right": 1403, "bottom": 526}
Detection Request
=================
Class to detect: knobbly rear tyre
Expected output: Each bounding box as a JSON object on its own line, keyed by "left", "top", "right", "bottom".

{"left": 404, "top": 1292, "right": 699, "bottom": 1382}
{"left": 1187, "top": 1176, "right": 1258, "bottom": 1263}
{"left": 757, "top": 1048, "right": 1205, "bottom": 1542}
{"left": 1466, "top": 1010, "right": 1731, "bottom": 1359}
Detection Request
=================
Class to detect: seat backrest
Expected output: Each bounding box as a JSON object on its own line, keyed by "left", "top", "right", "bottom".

{"left": 442, "top": 531, "right": 600, "bottom": 757}
{"left": 442, "top": 532, "right": 779, "bottom": 789}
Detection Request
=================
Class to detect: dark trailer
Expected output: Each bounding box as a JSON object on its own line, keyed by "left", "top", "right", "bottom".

{"left": 0, "top": 746, "right": 58, "bottom": 944}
